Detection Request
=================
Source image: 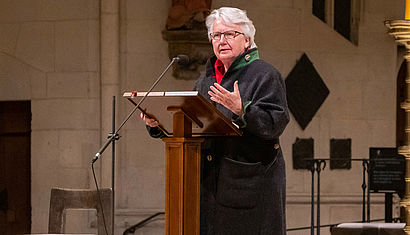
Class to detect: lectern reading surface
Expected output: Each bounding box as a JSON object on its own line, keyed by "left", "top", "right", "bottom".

{"left": 123, "top": 91, "right": 242, "bottom": 137}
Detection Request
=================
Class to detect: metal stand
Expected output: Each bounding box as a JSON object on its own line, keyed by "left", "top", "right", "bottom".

{"left": 109, "top": 96, "right": 119, "bottom": 235}
{"left": 101, "top": 96, "right": 120, "bottom": 235}
{"left": 316, "top": 160, "right": 326, "bottom": 235}
{"left": 90, "top": 56, "right": 182, "bottom": 235}
{"left": 367, "top": 159, "right": 371, "bottom": 222}
{"left": 307, "top": 158, "right": 372, "bottom": 235}
{"left": 385, "top": 192, "right": 393, "bottom": 222}
{"left": 361, "top": 159, "right": 369, "bottom": 222}
{"left": 300, "top": 157, "right": 402, "bottom": 234}
{"left": 309, "top": 159, "right": 326, "bottom": 235}
{"left": 310, "top": 162, "right": 315, "bottom": 235}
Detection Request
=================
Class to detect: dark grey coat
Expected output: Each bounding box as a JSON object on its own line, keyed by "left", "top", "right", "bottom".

{"left": 148, "top": 48, "right": 289, "bottom": 235}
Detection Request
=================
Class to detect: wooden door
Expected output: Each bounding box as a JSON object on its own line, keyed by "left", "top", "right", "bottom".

{"left": 0, "top": 101, "right": 31, "bottom": 235}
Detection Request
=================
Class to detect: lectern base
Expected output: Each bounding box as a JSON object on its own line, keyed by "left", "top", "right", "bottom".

{"left": 163, "top": 137, "right": 203, "bottom": 235}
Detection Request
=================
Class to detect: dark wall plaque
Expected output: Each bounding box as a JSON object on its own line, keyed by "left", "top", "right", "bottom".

{"left": 292, "top": 138, "right": 314, "bottom": 170}
{"left": 330, "top": 138, "right": 351, "bottom": 169}
{"left": 369, "top": 147, "right": 405, "bottom": 196}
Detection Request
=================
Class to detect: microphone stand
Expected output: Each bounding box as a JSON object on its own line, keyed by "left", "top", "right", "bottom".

{"left": 110, "top": 96, "right": 117, "bottom": 235}
{"left": 92, "top": 56, "right": 180, "bottom": 163}
{"left": 91, "top": 56, "right": 181, "bottom": 235}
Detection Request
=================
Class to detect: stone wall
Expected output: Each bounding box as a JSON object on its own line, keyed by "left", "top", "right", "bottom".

{"left": 0, "top": 0, "right": 100, "bottom": 233}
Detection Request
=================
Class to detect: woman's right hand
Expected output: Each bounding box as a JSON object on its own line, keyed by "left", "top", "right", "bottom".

{"left": 140, "top": 113, "right": 159, "bottom": 127}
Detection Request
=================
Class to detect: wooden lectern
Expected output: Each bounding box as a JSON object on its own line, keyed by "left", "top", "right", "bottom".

{"left": 123, "top": 91, "right": 241, "bottom": 235}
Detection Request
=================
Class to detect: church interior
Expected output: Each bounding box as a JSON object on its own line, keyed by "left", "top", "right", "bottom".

{"left": 0, "top": 0, "right": 409, "bottom": 234}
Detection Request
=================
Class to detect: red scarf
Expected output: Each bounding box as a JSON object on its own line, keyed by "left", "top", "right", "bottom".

{"left": 214, "top": 59, "right": 225, "bottom": 84}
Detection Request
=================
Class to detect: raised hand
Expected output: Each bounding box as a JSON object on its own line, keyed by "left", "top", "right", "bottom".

{"left": 208, "top": 81, "right": 243, "bottom": 115}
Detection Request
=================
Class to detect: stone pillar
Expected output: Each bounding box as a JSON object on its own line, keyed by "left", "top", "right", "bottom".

{"left": 100, "top": 0, "right": 120, "bottom": 187}
{"left": 385, "top": 20, "right": 410, "bottom": 234}
{"left": 98, "top": 0, "right": 120, "bottom": 234}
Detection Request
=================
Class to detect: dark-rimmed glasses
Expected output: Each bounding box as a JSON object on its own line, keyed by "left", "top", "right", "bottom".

{"left": 210, "top": 31, "right": 244, "bottom": 40}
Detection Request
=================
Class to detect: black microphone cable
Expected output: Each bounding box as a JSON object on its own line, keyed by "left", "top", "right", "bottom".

{"left": 92, "top": 162, "right": 110, "bottom": 235}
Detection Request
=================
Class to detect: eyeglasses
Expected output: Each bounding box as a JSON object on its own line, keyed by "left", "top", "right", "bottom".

{"left": 210, "top": 31, "right": 244, "bottom": 40}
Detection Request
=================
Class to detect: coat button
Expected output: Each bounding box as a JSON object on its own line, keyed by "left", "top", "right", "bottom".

{"left": 207, "top": 155, "right": 213, "bottom": 161}
{"left": 274, "top": 144, "right": 280, "bottom": 149}
{"left": 245, "top": 54, "right": 251, "bottom": 61}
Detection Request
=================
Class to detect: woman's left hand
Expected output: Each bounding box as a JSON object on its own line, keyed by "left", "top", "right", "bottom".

{"left": 208, "top": 81, "right": 243, "bottom": 115}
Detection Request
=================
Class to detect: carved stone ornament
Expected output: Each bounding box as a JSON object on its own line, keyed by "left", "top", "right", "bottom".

{"left": 162, "top": 29, "right": 213, "bottom": 80}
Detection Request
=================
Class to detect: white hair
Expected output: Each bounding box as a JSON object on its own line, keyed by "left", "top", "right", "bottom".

{"left": 206, "top": 7, "right": 257, "bottom": 49}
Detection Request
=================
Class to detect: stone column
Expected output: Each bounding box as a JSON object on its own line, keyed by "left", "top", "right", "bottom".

{"left": 100, "top": 0, "right": 120, "bottom": 234}
{"left": 100, "top": 0, "right": 120, "bottom": 187}
{"left": 385, "top": 20, "right": 410, "bottom": 234}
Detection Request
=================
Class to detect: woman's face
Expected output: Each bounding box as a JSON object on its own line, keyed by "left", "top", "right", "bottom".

{"left": 211, "top": 19, "right": 250, "bottom": 68}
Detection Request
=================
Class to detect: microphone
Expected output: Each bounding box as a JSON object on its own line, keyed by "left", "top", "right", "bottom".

{"left": 92, "top": 55, "right": 182, "bottom": 164}
{"left": 175, "top": 54, "right": 189, "bottom": 65}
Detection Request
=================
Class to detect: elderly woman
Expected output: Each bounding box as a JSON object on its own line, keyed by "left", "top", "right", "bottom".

{"left": 144, "top": 7, "right": 289, "bottom": 235}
